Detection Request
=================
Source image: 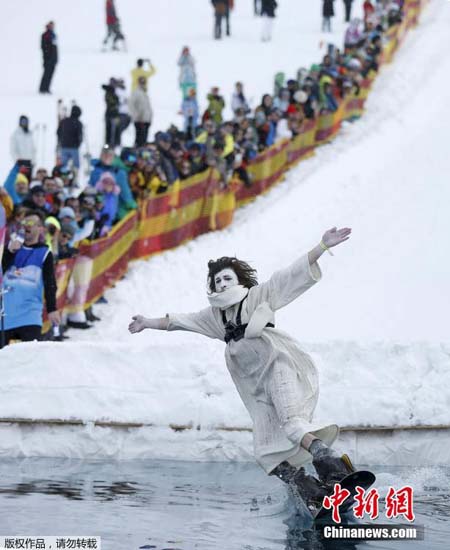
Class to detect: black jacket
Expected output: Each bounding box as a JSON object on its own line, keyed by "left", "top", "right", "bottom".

{"left": 102, "top": 84, "right": 119, "bottom": 118}
{"left": 323, "top": 0, "right": 335, "bottom": 17}
{"left": 261, "top": 0, "right": 278, "bottom": 17}
{"left": 58, "top": 108, "right": 83, "bottom": 148}
{"left": 41, "top": 29, "right": 58, "bottom": 64}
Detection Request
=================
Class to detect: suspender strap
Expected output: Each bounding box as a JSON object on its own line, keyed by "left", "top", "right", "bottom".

{"left": 222, "top": 298, "right": 274, "bottom": 343}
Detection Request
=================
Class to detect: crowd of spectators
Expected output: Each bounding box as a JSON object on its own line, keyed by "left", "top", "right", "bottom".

{"left": 1, "top": 0, "right": 405, "bottom": 344}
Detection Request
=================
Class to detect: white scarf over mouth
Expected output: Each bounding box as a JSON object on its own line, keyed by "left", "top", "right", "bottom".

{"left": 207, "top": 285, "right": 274, "bottom": 339}
{"left": 207, "top": 285, "right": 249, "bottom": 310}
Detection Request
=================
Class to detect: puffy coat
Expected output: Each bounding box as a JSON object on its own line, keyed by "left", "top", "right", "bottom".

{"left": 129, "top": 88, "right": 153, "bottom": 124}
{"left": 261, "top": 0, "right": 278, "bottom": 17}
{"left": 57, "top": 106, "right": 83, "bottom": 148}
{"left": 89, "top": 160, "right": 137, "bottom": 219}
{"left": 10, "top": 128, "right": 36, "bottom": 163}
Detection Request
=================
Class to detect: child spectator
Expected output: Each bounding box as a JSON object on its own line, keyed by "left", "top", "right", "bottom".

{"left": 95, "top": 172, "right": 120, "bottom": 236}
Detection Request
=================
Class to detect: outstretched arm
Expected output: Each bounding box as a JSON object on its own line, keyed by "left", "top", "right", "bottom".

{"left": 308, "top": 226, "right": 351, "bottom": 265}
{"left": 128, "top": 315, "right": 168, "bottom": 334}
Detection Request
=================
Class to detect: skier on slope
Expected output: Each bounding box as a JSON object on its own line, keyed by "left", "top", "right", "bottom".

{"left": 128, "top": 227, "right": 355, "bottom": 508}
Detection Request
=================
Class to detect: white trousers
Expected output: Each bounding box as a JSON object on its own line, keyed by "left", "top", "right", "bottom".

{"left": 261, "top": 15, "right": 274, "bottom": 41}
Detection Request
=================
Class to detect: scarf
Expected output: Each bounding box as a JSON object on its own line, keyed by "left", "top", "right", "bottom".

{"left": 207, "top": 285, "right": 249, "bottom": 310}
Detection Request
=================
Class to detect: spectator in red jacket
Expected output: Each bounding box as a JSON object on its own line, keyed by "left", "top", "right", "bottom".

{"left": 103, "top": 0, "right": 126, "bottom": 51}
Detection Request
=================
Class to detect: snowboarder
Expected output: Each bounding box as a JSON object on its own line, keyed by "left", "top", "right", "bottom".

{"left": 39, "top": 21, "right": 58, "bottom": 94}
{"left": 129, "top": 227, "right": 357, "bottom": 510}
{"left": 103, "top": 0, "right": 126, "bottom": 51}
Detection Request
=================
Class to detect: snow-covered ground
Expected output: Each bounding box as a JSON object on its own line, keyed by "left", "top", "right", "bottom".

{"left": 1, "top": 0, "right": 450, "bottom": 462}
{"left": 1, "top": 0, "right": 364, "bottom": 176}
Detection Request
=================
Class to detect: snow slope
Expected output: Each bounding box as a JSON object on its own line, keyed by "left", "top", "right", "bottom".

{"left": 1, "top": 0, "right": 450, "bottom": 461}
{"left": 1, "top": 0, "right": 364, "bottom": 177}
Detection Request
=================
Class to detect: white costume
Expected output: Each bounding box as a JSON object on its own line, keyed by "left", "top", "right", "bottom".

{"left": 167, "top": 254, "right": 338, "bottom": 473}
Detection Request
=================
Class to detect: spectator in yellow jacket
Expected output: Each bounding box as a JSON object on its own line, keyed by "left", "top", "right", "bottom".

{"left": 131, "top": 58, "right": 156, "bottom": 92}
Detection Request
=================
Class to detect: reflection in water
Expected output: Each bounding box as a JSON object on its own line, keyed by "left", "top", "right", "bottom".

{"left": 0, "top": 479, "right": 140, "bottom": 502}
{"left": 0, "top": 459, "right": 448, "bottom": 550}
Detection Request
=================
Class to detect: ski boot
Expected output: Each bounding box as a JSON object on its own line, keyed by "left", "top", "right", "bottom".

{"left": 270, "top": 462, "right": 330, "bottom": 514}
{"left": 309, "top": 440, "right": 355, "bottom": 485}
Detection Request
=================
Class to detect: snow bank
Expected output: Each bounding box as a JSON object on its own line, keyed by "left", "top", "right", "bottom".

{"left": 1, "top": 0, "right": 450, "bottom": 463}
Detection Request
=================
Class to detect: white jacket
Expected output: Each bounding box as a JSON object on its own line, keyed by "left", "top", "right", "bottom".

{"left": 128, "top": 88, "right": 153, "bottom": 123}
{"left": 10, "top": 127, "right": 36, "bottom": 163}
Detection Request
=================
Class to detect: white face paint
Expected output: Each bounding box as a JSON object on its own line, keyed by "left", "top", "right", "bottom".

{"left": 214, "top": 268, "right": 239, "bottom": 293}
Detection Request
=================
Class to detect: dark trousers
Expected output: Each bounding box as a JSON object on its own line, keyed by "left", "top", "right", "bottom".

{"left": 344, "top": 0, "right": 353, "bottom": 22}
{"left": 105, "top": 116, "right": 121, "bottom": 147}
{"left": 2, "top": 325, "right": 42, "bottom": 347}
{"left": 214, "top": 9, "right": 230, "bottom": 39}
{"left": 214, "top": 13, "right": 224, "bottom": 39}
{"left": 39, "top": 61, "right": 56, "bottom": 93}
{"left": 134, "top": 122, "right": 150, "bottom": 147}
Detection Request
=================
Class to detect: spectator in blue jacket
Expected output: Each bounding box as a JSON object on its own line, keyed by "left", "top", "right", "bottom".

{"left": 88, "top": 146, "right": 137, "bottom": 219}
{"left": 3, "top": 164, "right": 29, "bottom": 205}
{"left": 94, "top": 171, "right": 120, "bottom": 236}
{"left": 1, "top": 211, "right": 59, "bottom": 346}
{"left": 181, "top": 88, "right": 199, "bottom": 140}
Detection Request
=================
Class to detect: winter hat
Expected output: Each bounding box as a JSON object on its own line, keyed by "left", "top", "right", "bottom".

{"left": 286, "top": 104, "right": 298, "bottom": 115}
{"left": 293, "top": 90, "right": 308, "bottom": 104}
{"left": 347, "top": 58, "right": 362, "bottom": 71}
{"left": 156, "top": 132, "right": 172, "bottom": 143}
{"left": 96, "top": 172, "right": 121, "bottom": 195}
{"left": 15, "top": 173, "right": 29, "bottom": 186}
{"left": 59, "top": 206, "right": 76, "bottom": 220}
{"left": 60, "top": 223, "right": 76, "bottom": 238}
{"left": 45, "top": 216, "right": 61, "bottom": 231}
{"left": 70, "top": 105, "right": 82, "bottom": 118}
{"left": 29, "top": 179, "right": 43, "bottom": 190}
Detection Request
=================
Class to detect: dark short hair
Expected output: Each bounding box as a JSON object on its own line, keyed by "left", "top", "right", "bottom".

{"left": 137, "top": 58, "right": 144, "bottom": 67}
{"left": 207, "top": 257, "right": 258, "bottom": 293}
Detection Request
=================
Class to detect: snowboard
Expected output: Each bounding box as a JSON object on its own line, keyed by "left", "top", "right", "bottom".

{"left": 314, "top": 470, "right": 376, "bottom": 522}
